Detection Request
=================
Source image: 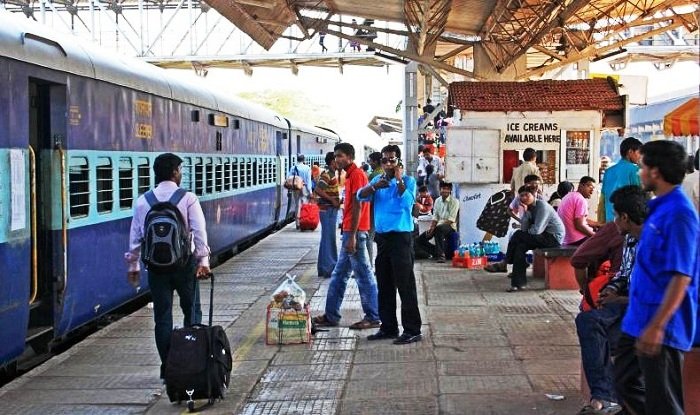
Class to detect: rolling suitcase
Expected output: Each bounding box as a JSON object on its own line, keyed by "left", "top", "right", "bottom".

{"left": 298, "top": 203, "right": 320, "bottom": 231}
{"left": 164, "top": 273, "right": 232, "bottom": 412}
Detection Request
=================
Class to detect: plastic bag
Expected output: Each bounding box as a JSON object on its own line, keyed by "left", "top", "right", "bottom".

{"left": 270, "top": 273, "right": 306, "bottom": 309}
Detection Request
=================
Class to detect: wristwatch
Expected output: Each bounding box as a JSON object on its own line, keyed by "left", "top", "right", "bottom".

{"left": 396, "top": 179, "right": 404, "bottom": 185}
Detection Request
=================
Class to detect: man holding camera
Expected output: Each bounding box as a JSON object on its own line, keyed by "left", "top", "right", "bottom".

{"left": 358, "top": 145, "right": 422, "bottom": 344}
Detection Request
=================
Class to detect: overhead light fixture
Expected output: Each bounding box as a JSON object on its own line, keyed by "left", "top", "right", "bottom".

{"left": 374, "top": 51, "right": 408, "bottom": 65}
{"left": 592, "top": 48, "right": 628, "bottom": 62}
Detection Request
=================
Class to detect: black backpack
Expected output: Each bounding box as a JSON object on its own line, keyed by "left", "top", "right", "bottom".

{"left": 141, "top": 188, "right": 192, "bottom": 273}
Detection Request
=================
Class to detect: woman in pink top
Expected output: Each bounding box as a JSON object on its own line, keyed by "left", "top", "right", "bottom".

{"left": 557, "top": 176, "right": 598, "bottom": 245}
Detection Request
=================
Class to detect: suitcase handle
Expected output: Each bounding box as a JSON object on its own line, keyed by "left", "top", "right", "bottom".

{"left": 207, "top": 273, "right": 214, "bottom": 327}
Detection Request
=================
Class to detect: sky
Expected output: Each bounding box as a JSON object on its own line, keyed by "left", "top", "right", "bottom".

{"left": 173, "top": 64, "right": 406, "bottom": 155}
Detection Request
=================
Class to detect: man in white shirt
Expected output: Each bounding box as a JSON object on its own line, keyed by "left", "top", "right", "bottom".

{"left": 681, "top": 149, "right": 699, "bottom": 212}
{"left": 125, "top": 153, "right": 211, "bottom": 380}
{"left": 417, "top": 182, "right": 459, "bottom": 262}
{"left": 416, "top": 147, "right": 444, "bottom": 185}
{"left": 510, "top": 148, "right": 540, "bottom": 193}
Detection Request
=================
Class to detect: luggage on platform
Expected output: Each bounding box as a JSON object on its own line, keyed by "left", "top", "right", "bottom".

{"left": 164, "top": 273, "right": 232, "bottom": 412}
{"left": 298, "top": 203, "right": 320, "bottom": 231}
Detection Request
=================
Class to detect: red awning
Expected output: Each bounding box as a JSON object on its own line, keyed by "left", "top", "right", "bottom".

{"left": 663, "top": 97, "right": 699, "bottom": 137}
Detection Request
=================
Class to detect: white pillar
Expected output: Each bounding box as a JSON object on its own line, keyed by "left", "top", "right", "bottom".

{"left": 404, "top": 61, "right": 419, "bottom": 176}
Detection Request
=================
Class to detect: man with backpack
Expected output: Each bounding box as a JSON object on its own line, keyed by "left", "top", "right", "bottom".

{"left": 125, "top": 153, "right": 211, "bottom": 380}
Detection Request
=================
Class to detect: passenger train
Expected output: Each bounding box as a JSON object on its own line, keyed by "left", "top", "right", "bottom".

{"left": 0, "top": 12, "right": 339, "bottom": 371}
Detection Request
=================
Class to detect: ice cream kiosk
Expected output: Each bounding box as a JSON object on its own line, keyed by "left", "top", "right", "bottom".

{"left": 445, "top": 79, "right": 627, "bottom": 248}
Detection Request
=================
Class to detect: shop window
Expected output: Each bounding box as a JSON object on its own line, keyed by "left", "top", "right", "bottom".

{"left": 69, "top": 157, "right": 90, "bottom": 218}
{"left": 118, "top": 157, "right": 133, "bottom": 210}
{"left": 137, "top": 157, "right": 150, "bottom": 196}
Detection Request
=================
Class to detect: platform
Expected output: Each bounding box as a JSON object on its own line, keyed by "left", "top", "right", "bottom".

{"left": 0, "top": 225, "right": 587, "bottom": 414}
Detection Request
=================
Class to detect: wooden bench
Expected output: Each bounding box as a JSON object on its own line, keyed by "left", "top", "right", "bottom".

{"left": 684, "top": 347, "right": 700, "bottom": 413}
{"left": 533, "top": 246, "right": 579, "bottom": 290}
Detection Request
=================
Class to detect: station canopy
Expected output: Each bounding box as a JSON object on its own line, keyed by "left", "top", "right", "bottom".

{"left": 663, "top": 97, "right": 699, "bottom": 136}
{"left": 203, "top": 0, "right": 699, "bottom": 79}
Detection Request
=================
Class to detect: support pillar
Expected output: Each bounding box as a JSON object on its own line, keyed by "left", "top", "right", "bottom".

{"left": 403, "top": 61, "right": 419, "bottom": 176}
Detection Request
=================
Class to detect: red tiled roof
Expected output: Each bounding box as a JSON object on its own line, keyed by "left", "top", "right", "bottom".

{"left": 448, "top": 78, "right": 624, "bottom": 112}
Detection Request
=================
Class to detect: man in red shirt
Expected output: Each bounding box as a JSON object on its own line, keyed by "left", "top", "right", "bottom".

{"left": 312, "top": 143, "right": 380, "bottom": 329}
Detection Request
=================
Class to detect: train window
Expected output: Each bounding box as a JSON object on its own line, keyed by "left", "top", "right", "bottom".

{"left": 137, "top": 158, "right": 150, "bottom": 196}
{"left": 252, "top": 159, "right": 258, "bottom": 186}
{"left": 96, "top": 157, "right": 114, "bottom": 214}
{"left": 215, "top": 157, "right": 223, "bottom": 193}
{"left": 233, "top": 119, "right": 240, "bottom": 129}
{"left": 194, "top": 157, "right": 204, "bottom": 195}
{"left": 69, "top": 157, "right": 90, "bottom": 218}
{"left": 223, "top": 158, "right": 231, "bottom": 191}
{"left": 205, "top": 157, "right": 214, "bottom": 194}
{"left": 245, "top": 158, "right": 253, "bottom": 187}
{"left": 231, "top": 158, "right": 239, "bottom": 189}
{"left": 180, "top": 157, "right": 192, "bottom": 192}
{"left": 118, "top": 157, "right": 133, "bottom": 210}
{"left": 267, "top": 160, "right": 273, "bottom": 183}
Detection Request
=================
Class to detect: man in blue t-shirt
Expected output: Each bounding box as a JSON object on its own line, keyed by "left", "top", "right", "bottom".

{"left": 358, "top": 144, "right": 422, "bottom": 345}
{"left": 614, "top": 140, "right": 699, "bottom": 415}
{"left": 601, "top": 137, "right": 642, "bottom": 223}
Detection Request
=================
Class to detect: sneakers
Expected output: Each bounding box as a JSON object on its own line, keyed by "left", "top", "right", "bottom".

{"left": 436, "top": 255, "right": 446, "bottom": 263}
{"left": 349, "top": 319, "right": 381, "bottom": 330}
{"left": 506, "top": 285, "right": 528, "bottom": 293}
{"left": 393, "top": 333, "right": 423, "bottom": 345}
{"left": 311, "top": 314, "right": 339, "bottom": 327}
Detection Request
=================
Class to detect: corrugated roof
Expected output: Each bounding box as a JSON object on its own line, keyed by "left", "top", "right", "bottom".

{"left": 448, "top": 79, "right": 625, "bottom": 112}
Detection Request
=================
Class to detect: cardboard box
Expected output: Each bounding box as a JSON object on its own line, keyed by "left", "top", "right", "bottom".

{"left": 266, "top": 304, "right": 311, "bottom": 345}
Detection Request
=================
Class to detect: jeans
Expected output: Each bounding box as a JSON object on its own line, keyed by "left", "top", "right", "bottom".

{"left": 375, "top": 231, "right": 422, "bottom": 335}
{"left": 324, "top": 231, "right": 379, "bottom": 323}
{"left": 317, "top": 207, "right": 339, "bottom": 278}
{"left": 575, "top": 303, "right": 626, "bottom": 402}
{"left": 614, "top": 333, "right": 685, "bottom": 415}
{"left": 148, "top": 260, "right": 202, "bottom": 373}
{"left": 505, "top": 230, "right": 560, "bottom": 288}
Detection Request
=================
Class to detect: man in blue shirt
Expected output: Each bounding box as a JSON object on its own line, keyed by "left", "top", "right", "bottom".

{"left": 614, "top": 140, "right": 699, "bottom": 415}
{"left": 358, "top": 145, "right": 422, "bottom": 344}
{"left": 601, "top": 137, "right": 642, "bottom": 223}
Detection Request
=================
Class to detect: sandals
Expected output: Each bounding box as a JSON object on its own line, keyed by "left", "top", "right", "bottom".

{"left": 311, "top": 314, "right": 339, "bottom": 327}
{"left": 349, "top": 319, "right": 381, "bottom": 330}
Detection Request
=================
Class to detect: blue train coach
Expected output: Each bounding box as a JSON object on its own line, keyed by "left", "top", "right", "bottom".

{"left": 0, "top": 12, "right": 339, "bottom": 371}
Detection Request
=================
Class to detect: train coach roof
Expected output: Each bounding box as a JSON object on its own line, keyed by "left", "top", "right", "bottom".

{"left": 288, "top": 120, "right": 341, "bottom": 141}
{"left": 0, "top": 12, "right": 287, "bottom": 128}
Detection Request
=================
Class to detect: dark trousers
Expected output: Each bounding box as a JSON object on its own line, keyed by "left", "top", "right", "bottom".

{"left": 148, "top": 260, "right": 202, "bottom": 375}
{"left": 575, "top": 303, "right": 626, "bottom": 402}
{"left": 505, "top": 230, "right": 559, "bottom": 288}
{"left": 374, "top": 231, "right": 422, "bottom": 335}
{"left": 614, "top": 333, "right": 685, "bottom": 415}
{"left": 416, "top": 224, "right": 454, "bottom": 258}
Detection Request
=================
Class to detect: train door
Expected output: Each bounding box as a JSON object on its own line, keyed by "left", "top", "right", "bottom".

{"left": 27, "top": 79, "right": 66, "bottom": 346}
{"left": 274, "top": 131, "right": 284, "bottom": 223}
{"left": 296, "top": 134, "right": 301, "bottom": 159}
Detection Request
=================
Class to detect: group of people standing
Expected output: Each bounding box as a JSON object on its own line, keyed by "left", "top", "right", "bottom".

{"left": 311, "top": 143, "right": 423, "bottom": 344}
